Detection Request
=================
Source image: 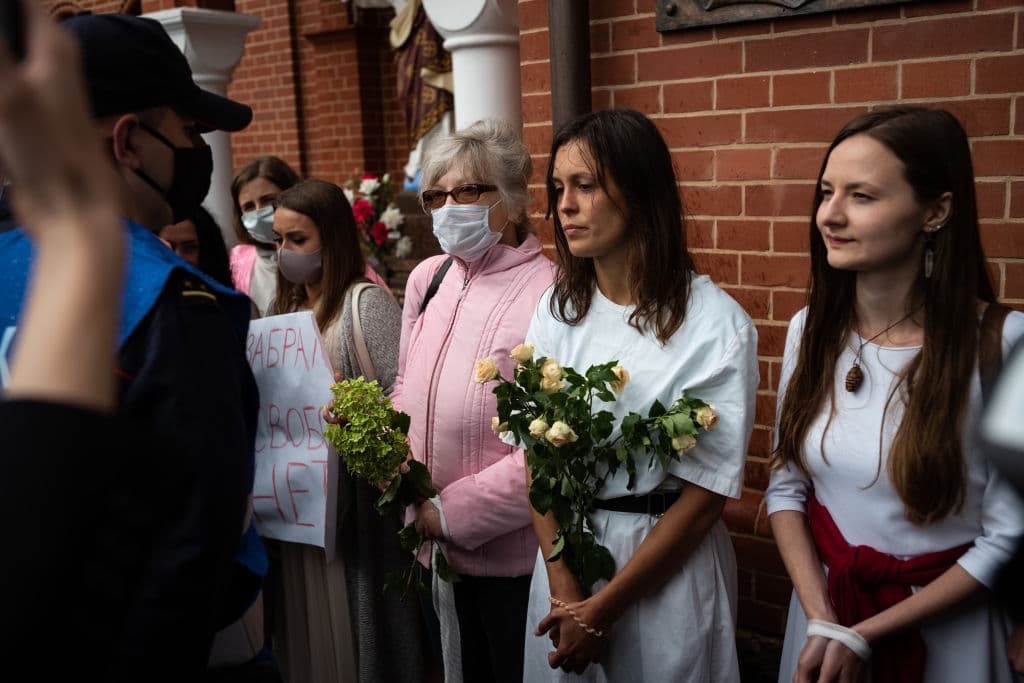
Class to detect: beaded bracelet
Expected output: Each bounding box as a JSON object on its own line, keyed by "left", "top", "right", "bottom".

{"left": 549, "top": 596, "right": 608, "bottom": 638}
{"left": 806, "top": 619, "right": 872, "bottom": 661}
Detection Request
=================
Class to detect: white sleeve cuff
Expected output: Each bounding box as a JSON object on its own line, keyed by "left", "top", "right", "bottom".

{"left": 430, "top": 495, "right": 451, "bottom": 541}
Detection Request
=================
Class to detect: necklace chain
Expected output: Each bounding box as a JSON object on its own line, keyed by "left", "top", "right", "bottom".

{"left": 844, "top": 309, "right": 918, "bottom": 393}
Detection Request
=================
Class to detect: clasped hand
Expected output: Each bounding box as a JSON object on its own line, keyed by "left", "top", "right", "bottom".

{"left": 536, "top": 596, "right": 608, "bottom": 675}
{"left": 413, "top": 498, "right": 443, "bottom": 540}
{"left": 795, "top": 634, "right": 866, "bottom": 683}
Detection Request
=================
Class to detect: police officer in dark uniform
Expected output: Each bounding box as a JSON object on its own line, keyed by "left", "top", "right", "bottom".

{"left": 0, "top": 12, "right": 260, "bottom": 681}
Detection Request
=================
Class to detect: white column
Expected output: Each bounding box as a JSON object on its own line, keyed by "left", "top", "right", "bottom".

{"left": 146, "top": 8, "right": 261, "bottom": 248}
{"left": 421, "top": 0, "right": 522, "bottom": 131}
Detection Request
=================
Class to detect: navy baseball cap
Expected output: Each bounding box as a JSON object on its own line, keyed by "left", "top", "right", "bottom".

{"left": 61, "top": 12, "right": 252, "bottom": 132}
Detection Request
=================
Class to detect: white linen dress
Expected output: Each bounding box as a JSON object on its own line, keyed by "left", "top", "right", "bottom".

{"left": 521, "top": 275, "right": 759, "bottom": 682}
{"left": 766, "top": 307, "right": 1024, "bottom": 683}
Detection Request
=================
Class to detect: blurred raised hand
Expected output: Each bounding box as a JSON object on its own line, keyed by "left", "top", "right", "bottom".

{"left": 0, "top": 1, "right": 123, "bottom": 411}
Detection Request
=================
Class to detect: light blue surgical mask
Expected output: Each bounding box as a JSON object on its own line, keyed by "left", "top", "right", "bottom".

{"left": 242, "top": 205, "right": 276, "bottom": 245}
{"left": 431, "top": 199, "right": 504, "bottom": 263}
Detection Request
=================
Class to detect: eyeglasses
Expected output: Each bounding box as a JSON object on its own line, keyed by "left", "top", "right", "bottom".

{"left": 420, "top": 183, "right": 498, "bottom": 212}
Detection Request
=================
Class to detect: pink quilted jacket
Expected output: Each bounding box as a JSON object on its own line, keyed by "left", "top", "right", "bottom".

{"left": 392, "top": 235, "right": 555, "bottom": 576}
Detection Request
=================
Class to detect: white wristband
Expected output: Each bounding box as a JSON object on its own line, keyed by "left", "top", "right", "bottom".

{"left": 806, "top": 619, "right": 872, "bottom": 661}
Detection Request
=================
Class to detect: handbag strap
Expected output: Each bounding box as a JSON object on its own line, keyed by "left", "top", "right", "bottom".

{"left": 418, "top": 257, "right": 453, "bottom": 317}
{"left": 979, "top": 301, "right": 1011, "bottom": 402}
{"left": 349, "top": 281, "right": 377, "bottom": 382}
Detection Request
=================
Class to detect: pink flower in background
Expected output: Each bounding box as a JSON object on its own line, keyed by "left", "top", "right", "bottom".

{"left": 371, "top": 221, "right": 389, "bottom": 245}
{"left": 352, "top": 198, "right": 375, "bottom": 226}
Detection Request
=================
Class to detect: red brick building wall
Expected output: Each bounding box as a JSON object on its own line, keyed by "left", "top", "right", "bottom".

{"left": 226, "top": 0, "right": 409, "bottom": 188}
{"left": 519, "top": 0, "right": 1024, "bottom": 636}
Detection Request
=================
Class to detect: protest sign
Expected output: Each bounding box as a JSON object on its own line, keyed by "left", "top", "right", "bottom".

{"left": 246, "top": 311, "right": 337, "bottom": 553}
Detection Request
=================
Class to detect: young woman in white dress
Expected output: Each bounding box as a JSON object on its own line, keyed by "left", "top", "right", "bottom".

{"left": 522, "top": 109, "right": 759, "bottom": 681}
{"left": 766, "top": 107, "right": 1024, "bottom": 683}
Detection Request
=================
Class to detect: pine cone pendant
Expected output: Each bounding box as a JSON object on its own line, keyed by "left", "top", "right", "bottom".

{"left": 845, "top": 364, "right": 863, "bottom": 392}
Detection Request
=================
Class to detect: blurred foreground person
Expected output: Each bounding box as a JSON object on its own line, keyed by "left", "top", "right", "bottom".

{"left": 0, "top": 9, "right": 260, "bottom": 681}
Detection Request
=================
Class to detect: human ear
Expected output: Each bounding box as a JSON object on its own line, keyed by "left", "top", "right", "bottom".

{"left": 922, "top": 191, "right": 953, "bottom": 233}
{"left": 109, "top": 113, "right": 144, "bottom": 170}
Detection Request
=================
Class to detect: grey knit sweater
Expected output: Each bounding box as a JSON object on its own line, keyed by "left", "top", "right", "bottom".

{"left": 321, "top": 283, "right": 429, "bottom": 683}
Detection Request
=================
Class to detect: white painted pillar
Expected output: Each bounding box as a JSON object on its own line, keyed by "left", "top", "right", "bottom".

{"left": 146, "top": 8, "right": 260, "bottom": 248}
{"left": 421, "top": 0, "right": 522, "bottom": 131}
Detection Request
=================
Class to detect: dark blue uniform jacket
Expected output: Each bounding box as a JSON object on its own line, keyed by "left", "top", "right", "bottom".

{"left": 0, "top": 220, "right": 264, "bottom": 680}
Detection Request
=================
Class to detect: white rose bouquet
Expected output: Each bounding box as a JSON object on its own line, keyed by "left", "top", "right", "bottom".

{"left": 476, "top": 344, "right": 717, "bottom": 589}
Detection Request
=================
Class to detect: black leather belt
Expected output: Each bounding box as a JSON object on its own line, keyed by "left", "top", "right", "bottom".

{"left": 592, "top": 491, "right": 681, "bottom": 516}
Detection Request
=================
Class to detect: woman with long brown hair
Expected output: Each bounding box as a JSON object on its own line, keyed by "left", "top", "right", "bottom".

{"left": 521, "top": 109, "right": 759, "bottom": 681}
{"left": 767, "top": 107, "right": 1024, "bottom": 683}
{"left": 267, "top": 179, "right": 427, "bottom": 683}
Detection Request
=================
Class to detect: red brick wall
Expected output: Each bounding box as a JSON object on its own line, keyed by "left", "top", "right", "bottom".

{"left": 227, "top": 1, "right": 409, "bottom": 188}
{"left": 520, "top": 0, "right": 1024, "bottom": 636}
{"left": 228, "top": 0, "right": 305, "bottom": 172}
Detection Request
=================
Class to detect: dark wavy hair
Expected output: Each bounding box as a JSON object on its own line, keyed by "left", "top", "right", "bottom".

{"left": 230, "top": 156, "right": 301, "bottom": 246}
{"left": 772, "top": 107, "right": 995, "bottom": 525}
{"left": 269, "top": 180, "right": 366, "bottom": 331}
{"left": 546, "top": 109, "right": 694, "bottom": 344}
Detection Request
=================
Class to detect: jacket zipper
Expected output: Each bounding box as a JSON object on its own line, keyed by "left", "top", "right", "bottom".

{"left": 422, "top": 266, "right": 472, "bottom": 478}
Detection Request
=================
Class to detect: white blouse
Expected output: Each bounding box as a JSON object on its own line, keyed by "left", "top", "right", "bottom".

{"left": 766, "top": 307, "right": 1024, "bottom": 587}
{"left": 524, "top": 274, "right": 759, "bottom": 499}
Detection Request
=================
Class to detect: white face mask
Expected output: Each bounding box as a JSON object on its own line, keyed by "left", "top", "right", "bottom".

{"left": 241, "top": 205, "right": 276, "bottom": 245}
{"left": 431, "top": 200, "right": 504, "bottom": 263}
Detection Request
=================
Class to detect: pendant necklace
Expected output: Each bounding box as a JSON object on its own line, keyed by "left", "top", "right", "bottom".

{"left": 845, "top": 309, "right": 918, "bottom": 393}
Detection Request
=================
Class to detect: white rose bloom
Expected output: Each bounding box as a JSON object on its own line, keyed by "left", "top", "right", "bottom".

{"left": 609, "top": 365, "right": 629, "bottom": 395}
{"left": 394, "top": 235, "right": 413, "bottom": 258}
{"left": 380, "top": 205, "right": 404, "bottom": 231}
{"left": 359, "top": 178, "right": 380, "bottom": 196}
{"left": 539, "top": 377, "right": 565, "bottom": 394}
{"left": 343, "top": 188, "right": 355, "bottom": 205}
{"left": 510, "top": 343, "right": 534, "bottom": 364}
{"left": 545, "top": 421, "right": 578, "bottom": 447}
{"left": 671, "top": 434, "right": 697, "bottom": 453}
{"left": 696, "top": 405, "right": 718, "bottom": 431}
{"left": 473, "top": 357, "right": 500, "bottom": 384}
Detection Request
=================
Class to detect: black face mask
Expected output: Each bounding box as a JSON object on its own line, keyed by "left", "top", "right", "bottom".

{"left": 133, "top": 123, "right": 213, "bottom": 223}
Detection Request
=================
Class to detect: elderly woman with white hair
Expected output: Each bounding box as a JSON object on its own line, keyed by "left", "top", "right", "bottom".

{"left": 391, "top": 119, "right": 556, "bottom": 683}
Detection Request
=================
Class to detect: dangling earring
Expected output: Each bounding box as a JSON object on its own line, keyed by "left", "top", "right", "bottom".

{"left": 924, "top": 234, "right": 935, "bottom": 279}
{"left": 923, "top": 223, "right": 943, "bottom": 279}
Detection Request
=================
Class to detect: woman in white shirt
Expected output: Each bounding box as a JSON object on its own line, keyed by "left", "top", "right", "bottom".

{"left": 766, "top": 107, "right": 1024, "bottom": 683}
{"left": 522, "top": 109, "right": 759, "bottom": 681}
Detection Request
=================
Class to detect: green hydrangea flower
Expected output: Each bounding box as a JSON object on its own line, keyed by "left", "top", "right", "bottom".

{"left": 325, "top": 378, "right": 410, "bottom": 485}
